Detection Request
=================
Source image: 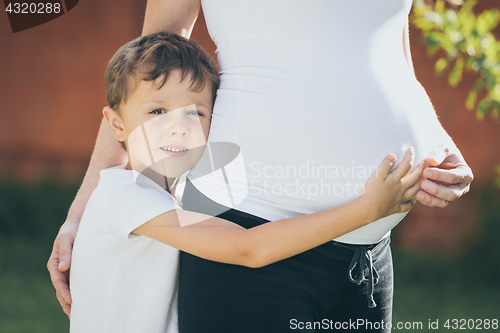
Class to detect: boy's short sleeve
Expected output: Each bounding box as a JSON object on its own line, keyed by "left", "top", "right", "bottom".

{"left": 104, "top": 172, "right": 181, "bottom": 241}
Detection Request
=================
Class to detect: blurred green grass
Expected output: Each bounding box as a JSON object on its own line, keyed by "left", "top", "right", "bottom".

{"left": 0, "top": 178, "right": 77, "bottom": 333}
{"left": 0, "top": 179, "right": 498, "bottom": 332}
{"left": 0, "top": 236, "right": 70, "bottom": 333}
{"left": 391, "top": 186, "right": 500, "bottom": 331}
{"left": 392, "top": 251, "right": 500, "bottom": 331}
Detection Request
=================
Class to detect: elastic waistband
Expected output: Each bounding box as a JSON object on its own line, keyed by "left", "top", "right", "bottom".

{"left": 332, "top": 235, "right": 390, "bottom": 254}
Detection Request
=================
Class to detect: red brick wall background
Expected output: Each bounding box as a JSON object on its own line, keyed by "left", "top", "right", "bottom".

{"left": 397, "top": 0, "right": 500, "bottom": 253}
{"left": 0, "top": 0, "right": 499, "bottom": 253}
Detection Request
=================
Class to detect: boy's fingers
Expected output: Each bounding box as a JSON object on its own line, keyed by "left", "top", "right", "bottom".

{"left": 376, "top": 154, "right": 397, "bottom": 180}
{"left": 399, "top": 199, "right": 414, "bottom": 213}
{"left": 402, "top": 162, "right": 424, "bottom": 188}
{"left": 403, "top": 181, "right": 420, "bottom": 201}
{"left": 392, "top": 147, "right": 414, "bottom": 180}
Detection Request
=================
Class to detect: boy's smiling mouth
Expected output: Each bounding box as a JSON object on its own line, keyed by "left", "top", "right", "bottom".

{"left": 160, "top": 147, "right": 188, "bottom": 152}
{"left": 159, "top": 145, "right": 189, "bottom": 158}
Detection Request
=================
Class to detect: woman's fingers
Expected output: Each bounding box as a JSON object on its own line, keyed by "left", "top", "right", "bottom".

{"left": 415, "top": 189, "right": 450, "bottom": 208}
{"left": 47, "top": 222, "right": 78, "bottom": 311}
{"left": 391, "top": 147, "right": 415, "bottom": 180}
{"left": 56, "top": 291, "right": 71, "bottom": 318}
{"left": 48, "top": 250, "right": 72, "bottom": 303}
{"left": 425, "top": 145, "right": 447, "bottom": 167}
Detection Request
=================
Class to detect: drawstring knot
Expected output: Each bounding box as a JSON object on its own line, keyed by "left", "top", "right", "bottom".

{"left": 347, "top": 245, "right": 379, "bottom": 309}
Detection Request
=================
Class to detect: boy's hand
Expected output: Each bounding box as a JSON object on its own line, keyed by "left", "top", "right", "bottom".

{"left": 47, "top": 219, "right": 79, "bottom": 319}
{"left": 362, "top": 147, "right": 424, "bottom": 220}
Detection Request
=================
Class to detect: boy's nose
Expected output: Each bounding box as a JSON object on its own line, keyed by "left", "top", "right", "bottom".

{"left": 170, "top": 128, "right": 188, "bottom": 136}
{"left": 168, "top": 115, "right": 189, "bottom": 136}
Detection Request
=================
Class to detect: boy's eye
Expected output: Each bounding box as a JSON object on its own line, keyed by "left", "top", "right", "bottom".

{"left": 186, "top": 110, "right": 204, "bottom": 117}
{"left": 149, "top": 108, "right": 166, "bottom": 115}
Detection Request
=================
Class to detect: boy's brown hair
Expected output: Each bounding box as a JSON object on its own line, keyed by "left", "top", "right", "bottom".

{"left": 105, "top": 32, "right": 220, "bottom": 114}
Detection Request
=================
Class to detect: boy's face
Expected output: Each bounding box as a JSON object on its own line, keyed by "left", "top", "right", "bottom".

{"left": 108, "top": 69, "right": 213, "bottom": 178}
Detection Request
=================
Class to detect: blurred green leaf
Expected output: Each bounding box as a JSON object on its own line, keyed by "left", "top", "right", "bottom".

{"left": 476, "top": 10, "right": 500, "bottom": 35}
{"left": 491, "top": 105, "right": 499, "bottom": 119}
{"left": 435, "top": 57, "right": 449, "bottom": 75}
{"left": 412, "top": 0, "right": 500, "bottom": 119}
{"left": 435, "top": 0, "right": 445, "bottom": 14}
{"left": 448, "top": 57, "right": 465, "bottom": 86}
{"left": 477, "top": 98, "right": 491, "bottom": 120}
{"left": 465, "top": 90, "right": 477, "bottom": 109}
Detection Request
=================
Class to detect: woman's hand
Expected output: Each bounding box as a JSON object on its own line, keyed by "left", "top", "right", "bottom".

{"left": 417, "top": 145, "right": 473, "bottom": 208}
{"left": 362, "top": 147, "right": 424, "bottom": 220}
{"left": 47, "top": 218, "right": 80, "bottom": 318}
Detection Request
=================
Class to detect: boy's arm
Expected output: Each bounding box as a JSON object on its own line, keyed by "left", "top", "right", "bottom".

{"left": 134, "top": 150, "right": 423, "bottom": 268}
{"left": 136, "top": 203, "right": 372, "bottom": 269}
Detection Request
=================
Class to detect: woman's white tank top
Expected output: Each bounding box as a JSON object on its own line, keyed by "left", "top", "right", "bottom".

{"left": 188, "top": 0, "right": 437, "bottom": 244}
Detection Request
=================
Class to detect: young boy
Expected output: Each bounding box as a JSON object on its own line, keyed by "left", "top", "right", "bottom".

{"left": 69, "top": 32, "right": 423, "bottom": 333}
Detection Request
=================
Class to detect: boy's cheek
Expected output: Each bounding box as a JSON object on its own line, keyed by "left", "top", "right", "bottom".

{"left": 202, "top": 122, "right": 212, "bottom": 141}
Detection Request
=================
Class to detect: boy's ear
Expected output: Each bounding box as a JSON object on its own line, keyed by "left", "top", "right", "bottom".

{"left": 103, "top": 106, "right": 127, "bottom": 142}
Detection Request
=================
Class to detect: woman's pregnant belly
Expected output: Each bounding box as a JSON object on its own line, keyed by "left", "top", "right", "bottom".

{"left": 190, "top": 62, "right": 436, "bottom": 244}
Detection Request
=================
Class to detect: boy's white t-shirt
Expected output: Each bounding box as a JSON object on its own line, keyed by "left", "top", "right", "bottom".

{"left": 70, "top": 166, "right": 181, "bottom": 333}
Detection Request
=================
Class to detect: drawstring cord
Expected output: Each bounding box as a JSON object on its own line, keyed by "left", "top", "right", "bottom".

{"left": 347, "top": 245, "right": 379, "bottom": 309}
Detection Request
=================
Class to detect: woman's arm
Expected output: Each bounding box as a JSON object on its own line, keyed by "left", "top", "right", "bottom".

{"left": 68, "top": 119, "right": 128, "bottom": 223}
{"left": 134, "top": 149, "right": 423, "bottom": 268}
{"left": 403, "top": 19, "right": 415, "bottom": 77}
{"left": 402, "top": 20, "right": 473, "bottom": 207}
{"left": 142, "top": 0, "right": 201, "bottom": 37}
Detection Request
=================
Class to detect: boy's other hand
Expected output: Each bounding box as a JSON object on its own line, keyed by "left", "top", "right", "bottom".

{"left": 47, "top": 218, "right": 79, "bottom": 318}
{"left": 363, "top": 147, "right": 424, "bottom": 219}
{"left": 417, "top": 145, "right": 473, "bottom": 208}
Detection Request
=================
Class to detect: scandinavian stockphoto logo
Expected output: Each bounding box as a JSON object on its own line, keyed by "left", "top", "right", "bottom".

{"left": 127, "top": 104, "right": 383, "bottom": 227}
{"left": 3, "top": 0, "right": 79, "bottom": 33}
